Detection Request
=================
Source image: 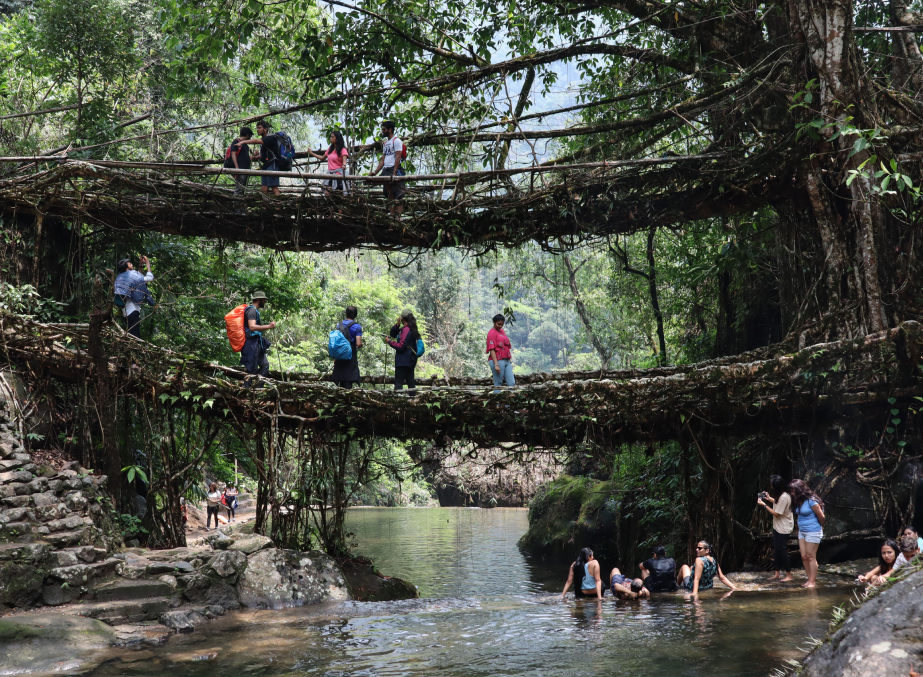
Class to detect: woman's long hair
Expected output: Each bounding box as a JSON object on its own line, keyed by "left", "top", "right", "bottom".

{"left": 879, "top": 539, "right": 899, "bottom": 575}
{"left": 769, "top": 475, "right": 787, "bottom": 501}
{"left": 573, "top": 547, "right": 592, "bottom": 582}
{"left": 403, "top": 312, "right": 420, "bottom": 343}
{"left": 328, "top": 130, "right": 346, "bottom": 157}
{"left": 789, "top": 478, "right": 824, "bottom": 511}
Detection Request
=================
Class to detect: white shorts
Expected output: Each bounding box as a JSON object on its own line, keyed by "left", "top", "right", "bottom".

{"left": 798, "top": 530, "right": 823, "bottom": 544}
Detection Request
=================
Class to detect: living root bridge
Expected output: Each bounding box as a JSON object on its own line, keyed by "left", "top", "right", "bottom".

{"left": 1, "top": 311, "right": 921, "bottom": 447}
{"left": 0, "top": 151, "right": 789, "bottom": 252}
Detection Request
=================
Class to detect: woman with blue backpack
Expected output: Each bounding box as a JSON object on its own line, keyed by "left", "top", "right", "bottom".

{"left": 387, "top": 309, "right": 421, "bottom": 390}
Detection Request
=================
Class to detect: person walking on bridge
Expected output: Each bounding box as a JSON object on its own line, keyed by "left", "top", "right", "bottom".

{"left": 241, "top": 291, "right": 276, "bottom": 385}
{"left": 369, "top": 120, "right": 405, "bottom": 217}
{"left": 331, "top": 305, "right": 363, "bottom": 388}
{"left": 115, "top": 255, "right": 155, "bottom": 339}
{"left": 387, "top": 309, "right": 419, "bottom": 390}
{"left": 487, "top": 314, "right": 515, "bottom": 392}
{"left": 240, "top": 119, "right": 282, "bottom": 197}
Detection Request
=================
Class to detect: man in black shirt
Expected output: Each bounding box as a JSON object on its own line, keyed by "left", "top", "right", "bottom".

{"left": 240, "top": 119, "right": 281, "bottom": 196}
{"left": 240, "top": 291, "right": 276, "bottom": 385}
{"left": 226, "top": 126, "right": 253, "bottom": 195}
{"left": 639, "top": 545, "right": 678, "bottom": 592}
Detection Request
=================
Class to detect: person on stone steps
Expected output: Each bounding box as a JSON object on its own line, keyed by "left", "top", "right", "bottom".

{"left": 223, "top": 484, "right": 239, "bottom": 523}
{"left": 857, "top": 539, "right": 900, "bottom": 585}
{"left": 205, "top": 482, "right": 222, "bottom": 531}
{"left": 611, "top": 568, "right": 650, "bottom": 599}
{"left": 757, "top": 474, "right": 794, "bottom": 582}
{"left": 561, "top": 547, "right": 603, "bottom": 600}
{"left": 387, "top": 309, "right": 419, "bottom": 391}
{"left": 893, "top": 535, "right": 920, "bottom": 571}
{"left": 789, "top": 478, "right": 825, "bottom": 588}
{"left": 241, "top": 291, "right": 276, "bottom": 386}
{"left": 332, "top": 305, "right": 363, "bottom": 388}
{"left": 639, "top": 545, "right": 677, "bottom": 592}
{"left": 677, "top": 540, "right": 736, "bottom": 596}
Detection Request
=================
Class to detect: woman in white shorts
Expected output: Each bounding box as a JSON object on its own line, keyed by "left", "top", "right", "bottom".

{"left": 789, "top": 478, "right": 826, "bottom": 588}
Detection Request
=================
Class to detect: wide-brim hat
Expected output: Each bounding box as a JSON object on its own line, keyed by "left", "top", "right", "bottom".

{"left": 252, "top": 291, "right": 268, "bottom": 301}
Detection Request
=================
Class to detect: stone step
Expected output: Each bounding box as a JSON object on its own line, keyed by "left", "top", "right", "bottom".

{"left": 62, "top": 596, "right": 171, "bottom": 625}
{"left": 93, "top": 578, "right": 174, "bottom": 603}
{"left": 0, "top": 521, "right": 35, "bottom": 543}
{"left": 45, "top": 528, "right": 88, "bottom": 548}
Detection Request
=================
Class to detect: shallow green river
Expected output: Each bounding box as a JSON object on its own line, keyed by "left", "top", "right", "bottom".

{"left": 91, "top": 507, "right": 849, "bottom": 677}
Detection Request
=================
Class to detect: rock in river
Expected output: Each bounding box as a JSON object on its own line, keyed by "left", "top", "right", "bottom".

{"left": 238, "top": 548, "right": 350, "bottom": 609}
{"left": 0, "top": 612, "right": 117, "bottom": 674}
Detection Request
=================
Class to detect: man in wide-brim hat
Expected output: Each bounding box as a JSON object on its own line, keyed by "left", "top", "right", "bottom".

{"left": 241, "top": 291, "right": 276, "bottom": 384}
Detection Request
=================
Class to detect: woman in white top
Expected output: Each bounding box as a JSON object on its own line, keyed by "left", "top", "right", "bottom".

{"left": 205, "top": 482, "right": 222, "bottom": 531}
{"left": 757, "top": 475, "right": 794, "bottom": 582}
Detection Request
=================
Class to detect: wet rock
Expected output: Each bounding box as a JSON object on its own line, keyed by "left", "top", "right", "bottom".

{"left": 0, "top": 612, "right": 117, "bottom": 675}
{"left": 160, "top": 609, "right": 208, "bottom": 633}
{"left": 797, "top": 566, "right": 923, "bottom": 676}
{"left": 238, "top": 548, "right": 351, "bottom": 610}
{"left": 229, "top": 533, "right": 274, "bottom": 555}
{"left": 111, "top": 623, "right": 173, "bottom": 647}
{"left": 342, "top": 562, "right": 419, "bottom": 602}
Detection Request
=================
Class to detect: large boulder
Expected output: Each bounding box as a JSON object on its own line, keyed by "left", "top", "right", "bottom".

{"left": 796, "top": 566, "right": 923, "bottom": 676}
{"left": 238, "top": 548, "right": 350, "bottom": 609}
{"left": 181, "top": 549, "right": 247, "bottom": 611}
{"left": 0, "top": 612, "right": 117, "bottom": 675}
{"left": 342, "top": 561, "right": 419, "bottom": 602}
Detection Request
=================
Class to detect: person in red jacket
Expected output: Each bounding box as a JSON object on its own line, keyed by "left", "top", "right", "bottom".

{"left": 487, "top": 314, "right": 514, "bottom": 391}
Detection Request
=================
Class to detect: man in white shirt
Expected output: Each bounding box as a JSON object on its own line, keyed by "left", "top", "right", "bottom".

{"left": 894, "top": 535, "right": 921, "bottom": 571}
{"left": 115, "top": 256, "right": 153, "bottom": 339}
{"left": 370, "top": 120, "right": 405, "bottom": 217}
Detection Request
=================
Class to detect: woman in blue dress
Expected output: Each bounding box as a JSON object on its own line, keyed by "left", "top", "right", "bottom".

{"left": 789, "top": 478, "right": 826, "bottom": 588}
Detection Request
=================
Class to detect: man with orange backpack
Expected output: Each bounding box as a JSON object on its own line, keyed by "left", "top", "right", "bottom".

{"left": 240, "top": 291, "right": 276, "bottom": 384}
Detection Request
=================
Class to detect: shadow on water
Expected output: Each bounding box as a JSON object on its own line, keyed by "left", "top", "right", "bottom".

{"left": 89, "top": 508, "right": 851, "bottom": 677}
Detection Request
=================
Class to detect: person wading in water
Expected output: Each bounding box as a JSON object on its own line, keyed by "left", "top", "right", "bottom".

{"left": 561, "top": 547, "right": 603, "bottom": 600}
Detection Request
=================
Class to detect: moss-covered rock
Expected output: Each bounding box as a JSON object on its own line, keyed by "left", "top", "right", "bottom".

{"left": 0, "top": 560, "right": 45, "bottom": 607}
{"left": 0, "top": 612, "right": 117, "bottom": 674}
{"left": 517, "top": 475, "right": 620, "bottom": 562}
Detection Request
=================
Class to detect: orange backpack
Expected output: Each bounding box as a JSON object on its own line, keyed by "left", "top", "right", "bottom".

{"left": 225, "top": 304, "right": 248, "bottom": 352}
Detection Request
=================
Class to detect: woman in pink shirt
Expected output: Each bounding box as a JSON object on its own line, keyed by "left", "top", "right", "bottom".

{"left": 309, "top": 130, "right": 349, "bottom": 194}
{"left": 487, "top": 314, "right": 515, "bottom": 390}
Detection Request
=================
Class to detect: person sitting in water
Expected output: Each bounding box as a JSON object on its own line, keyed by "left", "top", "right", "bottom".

{"left": 899, "top": 524, "right": 923, "bottom": 552}
{"left": 610, "top": 568, "right": 650, "bottom": 600}
{"left": 894, "top": 535, "right": 921, "bottom": 571}
{"left": 677, "top": 540, "right": 737, "bottom": 595}
{"left": 561, "top": 547, "right": 603, "bottom": 600}
{"left": 858, "top": 539, "right": 900, "bottom": 585}
{"left": 639, "top": 545, "right": 678, "bottom": 592}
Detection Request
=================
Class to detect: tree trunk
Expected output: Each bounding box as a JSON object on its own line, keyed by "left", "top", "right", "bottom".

{"left": 87, "top": 280, "right": 121, "bottom": 506}
{"left": 646, "top": 227, "right": 668, "bottom": 365}
{"left": 562, "top": 254, "right": 611, "bottom": 368}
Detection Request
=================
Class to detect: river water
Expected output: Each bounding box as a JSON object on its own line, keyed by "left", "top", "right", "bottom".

{"left": 91, "top": 508, "right": 850, "bottom": 677}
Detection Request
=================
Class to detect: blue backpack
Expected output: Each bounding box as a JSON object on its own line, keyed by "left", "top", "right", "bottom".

{"left": 274, "top": 131, "right": 296, "bottom": 171}
{"left": 327, "top": 321, "right": 353, "bottom": 361}
{"left": 412, "top": 337, "right": 425, "bottom": 358}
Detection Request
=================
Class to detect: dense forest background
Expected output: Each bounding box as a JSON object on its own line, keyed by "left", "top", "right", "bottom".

{"left": 1, "top": 0, "right": 920, "bottom": 564}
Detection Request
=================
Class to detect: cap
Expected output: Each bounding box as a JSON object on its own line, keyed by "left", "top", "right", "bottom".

{"left": 400, "top": 308, "right": 413, "bottom": 318}
{"left": 252, "top": 291, "right": 268, "bottom": 301}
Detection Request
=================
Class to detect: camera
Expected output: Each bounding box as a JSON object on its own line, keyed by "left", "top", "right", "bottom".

{"left": 758, "top": 491, "right": 769, "bottom": 500}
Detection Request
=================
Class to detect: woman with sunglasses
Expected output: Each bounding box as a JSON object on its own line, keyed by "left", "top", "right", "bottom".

{"left": 677, "top": 540, "right": 736, "bottom": 596}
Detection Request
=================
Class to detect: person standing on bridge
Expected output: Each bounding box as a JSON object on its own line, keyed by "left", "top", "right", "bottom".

{"left": 225, "top": 126, "right": 254, "bottom": 196}
{"left": 331, "top": 305, "right": 363, "bottom": 388}
{"left": 487, "top": 314, "right": 515, "bottom": 392}
{"left": 369, "top": 120, "right": 405, "bottom": 218}
{"left": 241, "top": 291, "right": 276, "bottom": 386}
{"left": 387, "top": 309, "right": 419, "bottom": 390}
{"left": 309, "top": 130, "right": 349, "bottom": 195}
{"left": 115, "top": 255, "right": 155, "bottom": 339}
{"left": 240, "top": 119, "right": 282, "bottom": 197}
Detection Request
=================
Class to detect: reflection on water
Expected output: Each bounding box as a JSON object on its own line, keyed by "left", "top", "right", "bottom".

{"left": 90, "top": 508, "right": 848, "bottom": 677}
